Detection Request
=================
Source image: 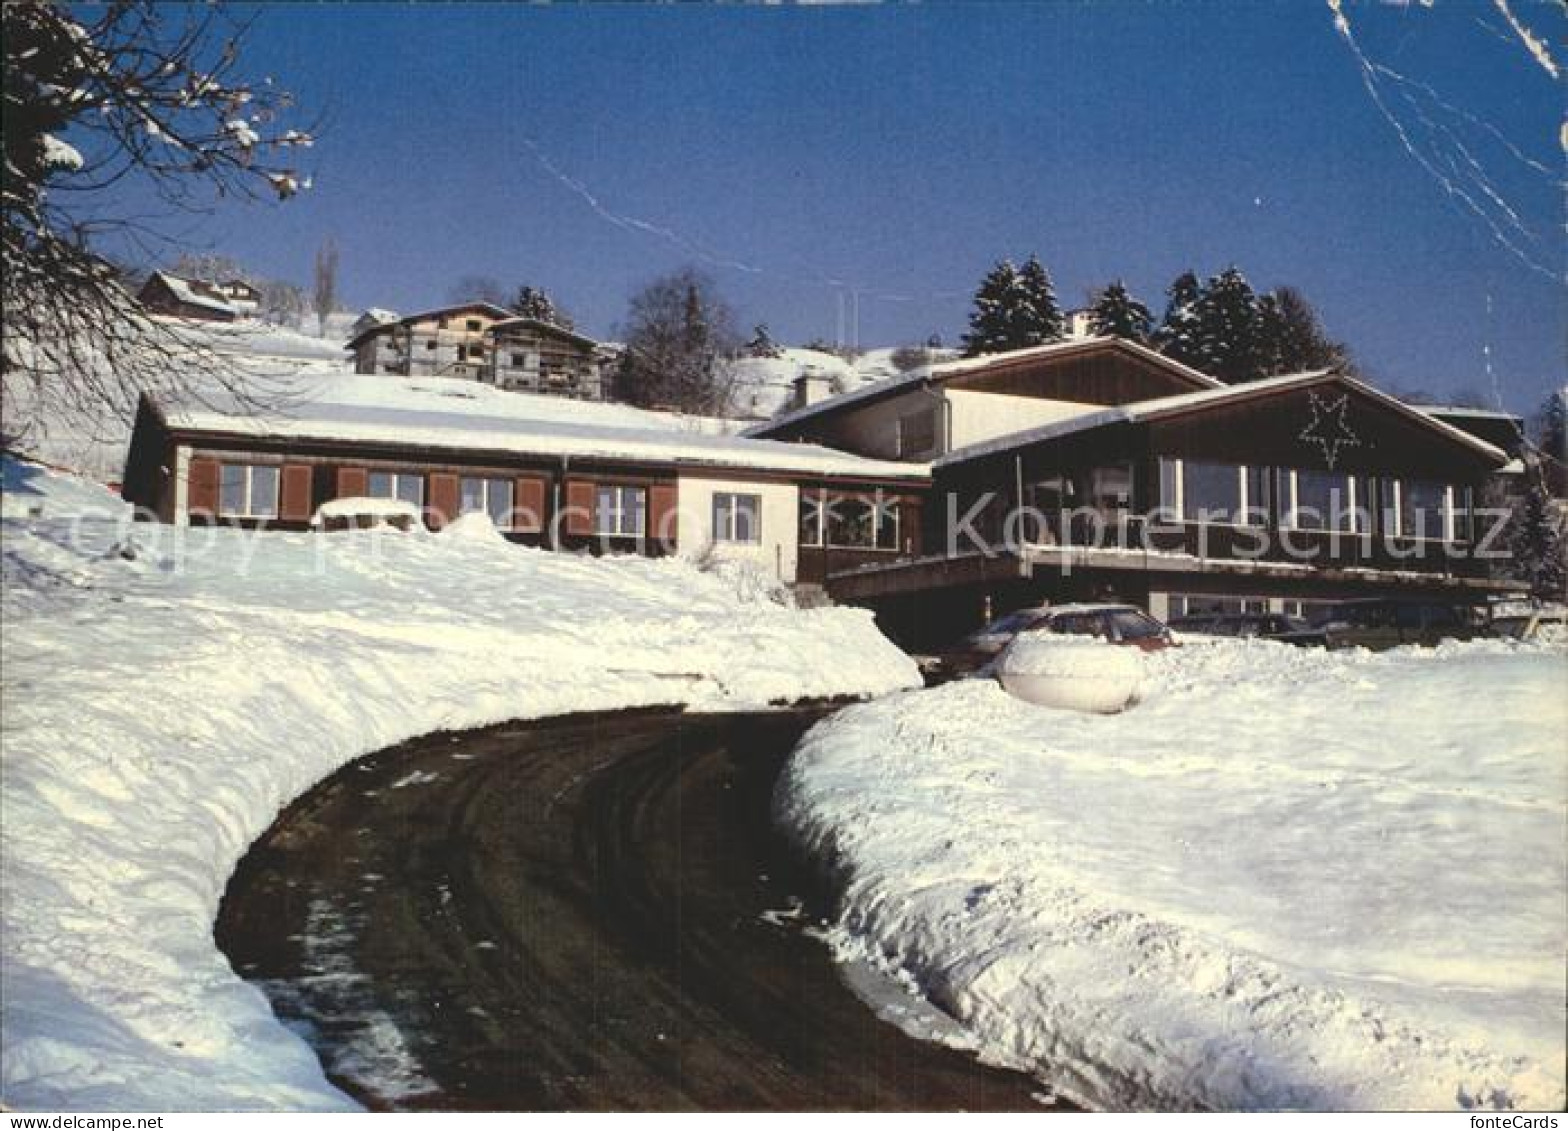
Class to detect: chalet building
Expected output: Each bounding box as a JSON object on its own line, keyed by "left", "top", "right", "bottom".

{"left": 137, "top": 272, "right": 258, "bottom": 322}
{"left": 746, "top": 337, "right": 1516, "bottom": 646}
{"left": 346, "top": 302, "right": 604, "bottom": 400}
{"left": 121, "top": 377, "right": 926, "bottom": 589}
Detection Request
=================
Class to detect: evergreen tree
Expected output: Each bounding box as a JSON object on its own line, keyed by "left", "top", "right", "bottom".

{"left": 1016, "top": 255, "right": 1065, "bottom": 342}
{"left": 509, "top": 284, "right": 574, "bottom": 331}
{"left": 1186, "top": 266, "right": 1262, "bottom": 383}
{"left": 1509, "top": 457, "right": 1566, "bottom": 600}
{"left": 1259, "top": 286, "right": 1351, "bottom": 376}
{"left": 1153, "top": 270, "right": 1204, "bottom": 365}
{"left": 1087, "top": 279, "right": 1153, "bottom": 342}
{"left": 963, "top": 256, "right": 1064, "bottom": 356}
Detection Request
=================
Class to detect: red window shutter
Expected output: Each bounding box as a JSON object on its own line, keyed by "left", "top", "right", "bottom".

{"left": 564, "top": 478, "right": 595, "bottom": 536}
{"left": 648, "top": 483, "right": 679, "bottom": 549}
{"left": 279, "top": 464, "right": 313, "bottom": 522}
{"left": 188, "top": 456, "right": 219, "bottom": 517}
{"left": 336, "top": 466, "right": 368, "bottom": 498}
{"left": 428, "top": 472, "right": 459, "bottom": 530}
{"left": 514, "top": 476, "right": 546, "bottom": 533}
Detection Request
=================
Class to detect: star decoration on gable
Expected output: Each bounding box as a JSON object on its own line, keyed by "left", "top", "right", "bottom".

{"left": 1298, "top": 391, "right": 1361, "bottom": 470}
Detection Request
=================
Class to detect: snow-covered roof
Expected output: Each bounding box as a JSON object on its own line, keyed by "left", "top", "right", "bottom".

{"left": 355, "top": 307, "right": 400, "bottom": 326}
{"left": 1414, "top": 404, "right": 1523, "bottom": 422}
{"left": 152, "top": 375, "right": 928, "bottom": 482}
{"left": 748, "top": 336, "right": 1222, "bottom": 438}
{"left": 147, "top": 272, "right": 240, "bottom": 316}
{"left": 934, "top": 369, "right": 1509, "bottom": 468}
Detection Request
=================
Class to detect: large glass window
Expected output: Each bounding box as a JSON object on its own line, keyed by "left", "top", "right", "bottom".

{"left": 460, "top": 476, "right": 514, "bottom": 528}
{"left": 596, "top": 485, "right": 646, "bottom": 537}
{"left": 823, "top": 493, "right": 900, "bottom": 550}
{"left": 367, "top": 471, "right": 424, "bottom": 507}
{"left": 1184, "top": 461, "right": 1242, "bottom": 523}
{"left": 217, "top": 463, "right": 280, "bottom": 518}
{"left": 1393, "top": 479, "right": 1452, "bottom": 541}
{"left": 1287, "top": 470, "right": 1357, "bottom": 531}
{"left": 799, "top": 493, "right": 824, "bottom": 547}
{"left": 713, "top": 493, "right": 761, "bottom": 544}
{"left": 826, "top": 497, "right": 875, "bottom": 548}
{"left": 1159, "top": 459, "right": 1269, "bottom": 525}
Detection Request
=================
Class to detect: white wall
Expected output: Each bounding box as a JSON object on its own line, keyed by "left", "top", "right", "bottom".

{"left": 808, "top": 387, "right": 941, "bottom": 461}
{"left": 946, "top": 390, "right": 1099, "bottom": 449}
{"left": 676, "top": 475, "right": 800, "bottom": 583}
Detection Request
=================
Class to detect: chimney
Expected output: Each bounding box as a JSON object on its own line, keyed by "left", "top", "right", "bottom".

{"left": 793, "top": 368, "right": 835, "bottom": 409}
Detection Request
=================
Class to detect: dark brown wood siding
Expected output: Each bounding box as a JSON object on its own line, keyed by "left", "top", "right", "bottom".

{"left": 563, "top": 479, "right": 595, "bottom": 535}
{"left": 951, "top": 347, "right": 1212, "bottom": 404}
{"left": 1146, "top": 383, "right": 1498, "bottom": 481}
{"left": 336, "top": 466, "right": 368, "bottom": 498}
{"left": 188, "top": 456, "right": 219, "bottom": 517}
{"left": 648, "top": 483, "right": 679, "bottom": 550}
{"left": 428, "top": 472, "right": 459, "bottom": 529}
{"left": 279, "top": 464, "right": 313, "bottom": 522}
{"left": 514, "top": 476, "right": 546, "bottom": 533}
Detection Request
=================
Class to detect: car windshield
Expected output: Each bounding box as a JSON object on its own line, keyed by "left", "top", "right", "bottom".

{"left": 1107, "top": 609, "right": 1165, "bottom": 640}
{"left": 975, "top": 610, "right": 1042, "bottom": 638}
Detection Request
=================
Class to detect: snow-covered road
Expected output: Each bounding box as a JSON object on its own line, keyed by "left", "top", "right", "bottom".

{"left": 777, "top": 639, "right": 1568, "bottom": 1111}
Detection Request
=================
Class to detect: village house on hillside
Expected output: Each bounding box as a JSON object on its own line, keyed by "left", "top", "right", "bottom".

{"left": 346, "top": 301, "right": 606, "bottom": 400}
{"left": 137, "top": 272, "right": 261, "bottom": 322}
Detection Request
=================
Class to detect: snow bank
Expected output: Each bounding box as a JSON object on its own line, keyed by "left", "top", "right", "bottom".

{"left": 777, "top": 639, "right": 1567, "bottom": 1111}
{"left": 0, "top": 459, "right": 919, "bottom": 1110}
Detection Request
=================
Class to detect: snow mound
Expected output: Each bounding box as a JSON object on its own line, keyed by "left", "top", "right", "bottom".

{"left": 1, "top": 459, "right": 919, "bottom": 1110}
{"left": 995, "top": 636, "right": 1143, "bottom": 714}
{"left": 776, "top": 639, "right": 1568, "bottom": 1111}
{"left": 438, "top": 511, "right": 507, "bottom": 542}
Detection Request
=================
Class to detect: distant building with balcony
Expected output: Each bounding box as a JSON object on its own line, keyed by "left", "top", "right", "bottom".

{"left": 346, "top": 301, "right": 604, "bottom": 400}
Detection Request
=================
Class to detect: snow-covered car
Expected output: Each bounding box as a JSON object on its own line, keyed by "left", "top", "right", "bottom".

{"left": 1168, "top": 612, "right": 1326, "bottom": 647}
{"left": 310, "top": 496, "right": 423, "bottom": 532}
{"left": 917, "top": 602, "right": 1173, "bottom": 683}
{"left": 1489, "top": 608, "right": 1567, "bottom": 643}
{"left": 1312, "top": 598, "right": 1485, "bottom": 651}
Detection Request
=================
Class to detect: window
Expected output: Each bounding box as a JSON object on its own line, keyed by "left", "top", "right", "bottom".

{"left": 425, "top": 339, "right": 438, "bottom": 351}
{"left": 511, "top": 353, "right": 527, "bottom": 367}
{"left": 1169, "top": 594, "right": 1268, "bottom": 617}
{"left": 1388, "top": 479, "right": 1453, "bottom": 541}
{"left": 898, "top": 408, "right": 937, "bottom": 457}
{"left": 366, "top": 471, "right": 423, "bottom": 507}
{"left": 217, "top": 463, "right": 279, "bottom": 518}
{"left": 465, "top": 319, "right": 482, "bottom": 332}
{"left": 596, "top": 485, "right": 646, "bottom": 537}
{"left": 1089, "top": 465, "right": 1132, "bottom": 513}
{"left": 1159, "top": 459, "right": 1270, "bottom": 525}
{"left": 460, "top": 476, "right": 514, "bottom": 528}
{"left": 823, "top": 494, "right": 900, "bottom": 550}
{"left": 799, "top": 493, "right": 825, "bottom": 547}
{"left": 712, "top": 492, "right": 761, "bottom": 544}
{"left": 1285, "top": 469, "right": 1358, "bottom": 531}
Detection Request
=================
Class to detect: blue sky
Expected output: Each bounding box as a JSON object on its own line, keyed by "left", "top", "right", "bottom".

{"left": 123, "top": 2, "right": 1562, "bottom": 411}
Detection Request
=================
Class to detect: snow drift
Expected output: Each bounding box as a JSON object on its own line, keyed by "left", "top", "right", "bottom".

{"left": 776, "top": 640, "right": 1567, "bottom": 1111}
{"left": 0, "top": 459, "right": 919, "bottom": 1110}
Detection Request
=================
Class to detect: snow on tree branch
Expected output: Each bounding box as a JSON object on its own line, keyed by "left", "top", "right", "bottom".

{"left": 3, "top": 1, "right": 319, "bottom": 453}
